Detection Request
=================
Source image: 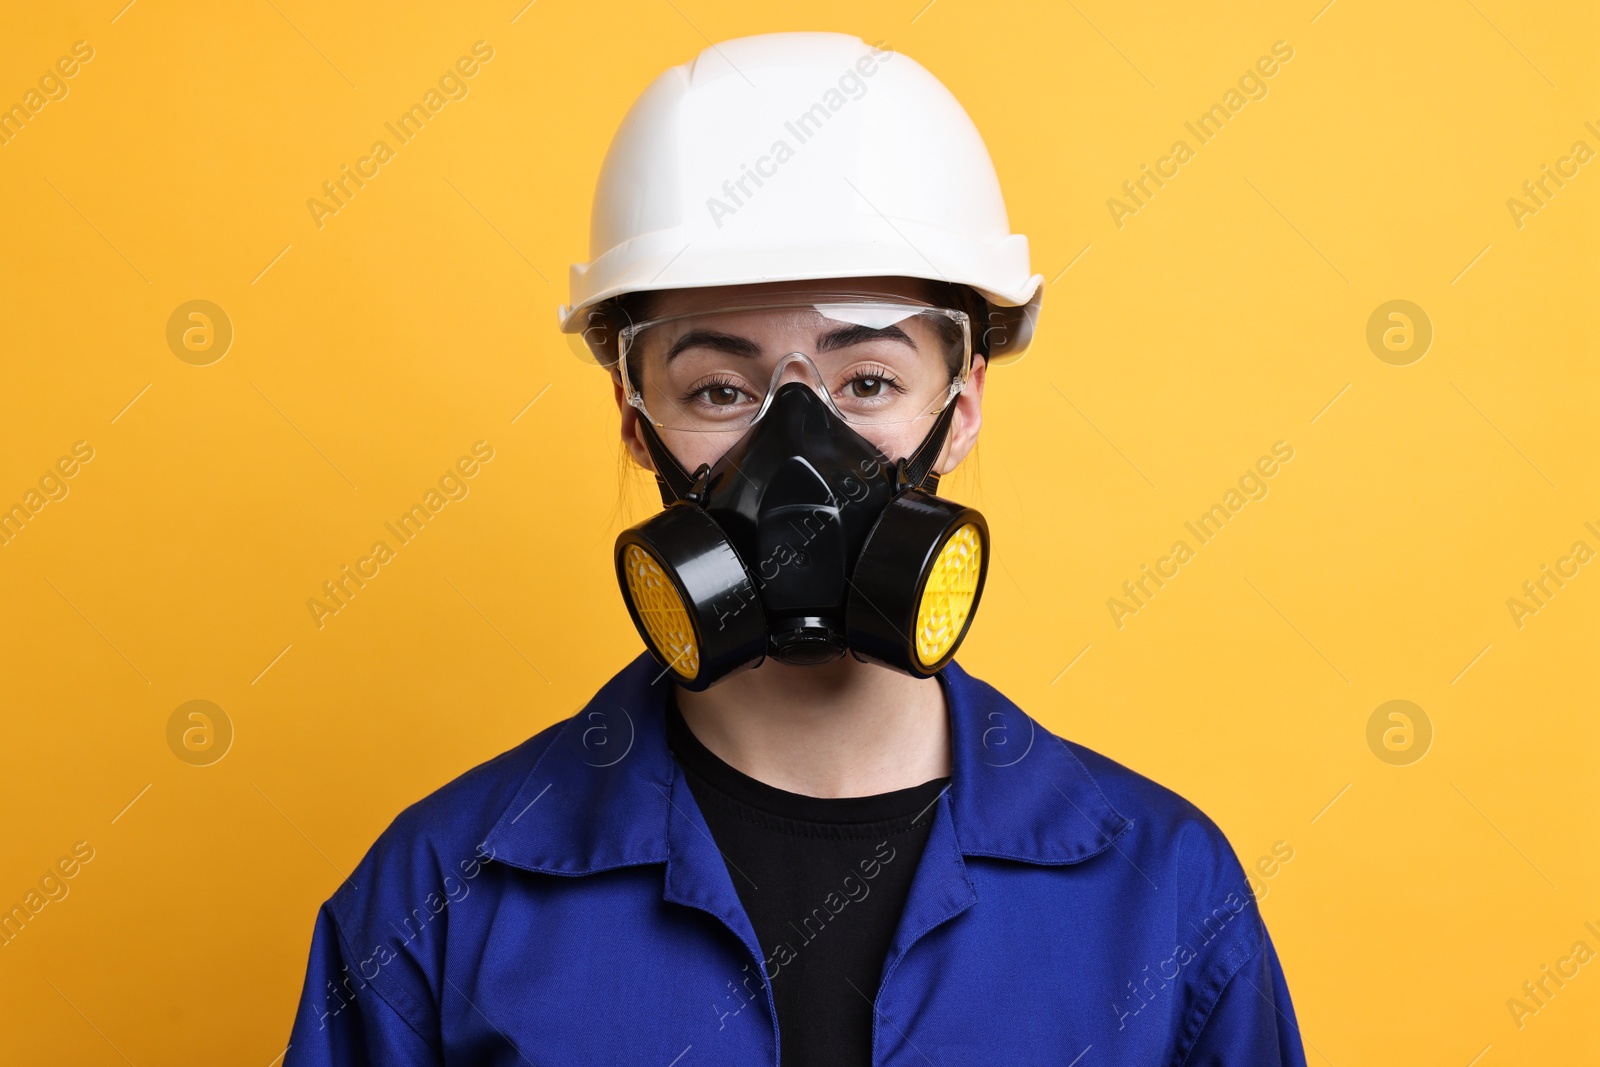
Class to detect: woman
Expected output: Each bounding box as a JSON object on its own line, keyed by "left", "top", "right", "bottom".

{"left": 286, "top": 32, "right": 1307, "bottom": 1066}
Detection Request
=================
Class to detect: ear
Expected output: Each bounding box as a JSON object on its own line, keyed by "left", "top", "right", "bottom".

{"left": 612, "top": 370, "right": 655, "bottom": 472}
{"left": 933, "top": 355, "right": 986, "bottom": 475}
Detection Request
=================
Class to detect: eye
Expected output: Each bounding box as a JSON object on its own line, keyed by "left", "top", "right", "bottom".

{"left": 681, "top": 376, "right": 756, "bottom": 408}
{"left": 841, "top": 370, "right": 902, "bottom": 400}
{"left": 701, "top": 384, "right": 746, "bottom": 406}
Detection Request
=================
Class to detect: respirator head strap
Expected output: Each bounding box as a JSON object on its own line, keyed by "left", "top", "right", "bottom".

{"left": 636, "top": 412, "right": 701, "bottom": 506}
{"left": 900, "top": 394, "right": 961, "bottom": 495}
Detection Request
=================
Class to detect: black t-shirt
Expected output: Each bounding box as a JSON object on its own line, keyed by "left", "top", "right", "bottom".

{"left": 664, "top": 691, "right": 950, "bottom": 1067}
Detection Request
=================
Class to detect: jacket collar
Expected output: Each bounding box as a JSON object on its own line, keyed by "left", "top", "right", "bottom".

{"left": 482, "top": 651, "right": 1131, "bottom": 873}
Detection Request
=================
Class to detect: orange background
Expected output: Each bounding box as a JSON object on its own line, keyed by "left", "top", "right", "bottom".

{"left": 0, "top": 1, "right": 1595, "bottom": 1062}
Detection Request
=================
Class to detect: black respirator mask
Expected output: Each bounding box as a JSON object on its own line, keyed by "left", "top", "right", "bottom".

{"left": 610, "top": 305, "right": 990, "bottom": 692}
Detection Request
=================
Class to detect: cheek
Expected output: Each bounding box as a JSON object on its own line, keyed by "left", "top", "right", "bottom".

{"left": 863, "top": 425, "right": 921, "bottom": 464}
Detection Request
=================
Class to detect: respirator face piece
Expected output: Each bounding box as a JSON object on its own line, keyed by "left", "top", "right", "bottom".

{"left": 612, "top": 303, "right": 990, "bottom": 691}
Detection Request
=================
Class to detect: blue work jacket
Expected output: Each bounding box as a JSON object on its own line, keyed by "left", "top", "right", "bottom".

{"left": 285, "top": 652, "right": 1308, "bottom": 1066}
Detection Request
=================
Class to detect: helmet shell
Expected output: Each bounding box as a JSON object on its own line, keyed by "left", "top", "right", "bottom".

{"left": 559, "top": 32, "right": 1043, "bottom": 364}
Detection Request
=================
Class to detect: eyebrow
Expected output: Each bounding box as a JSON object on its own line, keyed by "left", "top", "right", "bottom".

{"left": 817, "top": 323, "right": 918, "bottom": 352}
{"left": 664, "top": 330, "right": 762, "bottom": 362}
{"left": 663, "top": 323, "right": 919, "bottom": 362}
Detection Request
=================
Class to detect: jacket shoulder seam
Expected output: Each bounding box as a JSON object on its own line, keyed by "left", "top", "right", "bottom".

{"left": 327, "top": 904, "right": 442, "bottom": 1054}
{"left": 1171, "top": 910, "right": 1266, "bottom": 1067}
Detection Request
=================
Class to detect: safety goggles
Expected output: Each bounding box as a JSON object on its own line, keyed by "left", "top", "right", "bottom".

{"left": 616, "top": 299, "right": 973, "bottom": 434}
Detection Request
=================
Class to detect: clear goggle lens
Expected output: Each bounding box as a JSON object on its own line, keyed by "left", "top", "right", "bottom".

{"left": 617, "top": 301, "right": 972, "bottom": 434}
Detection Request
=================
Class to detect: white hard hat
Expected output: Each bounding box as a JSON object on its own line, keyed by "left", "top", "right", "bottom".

{"left": 559, "top": 31, "right": 1044, "bottom": 366}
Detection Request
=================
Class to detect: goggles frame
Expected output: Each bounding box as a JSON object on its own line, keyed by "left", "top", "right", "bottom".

{"left": 615, "top": 298, "right": 974, "bottom": 434}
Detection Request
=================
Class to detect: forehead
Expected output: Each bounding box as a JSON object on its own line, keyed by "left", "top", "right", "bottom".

{"left": 643, "top": 276, "right": 936, "bottom": 320}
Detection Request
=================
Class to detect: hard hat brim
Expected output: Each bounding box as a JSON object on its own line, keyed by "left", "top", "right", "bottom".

{"left": 558, "top": 229, "right": 1044, "bottom": 365}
